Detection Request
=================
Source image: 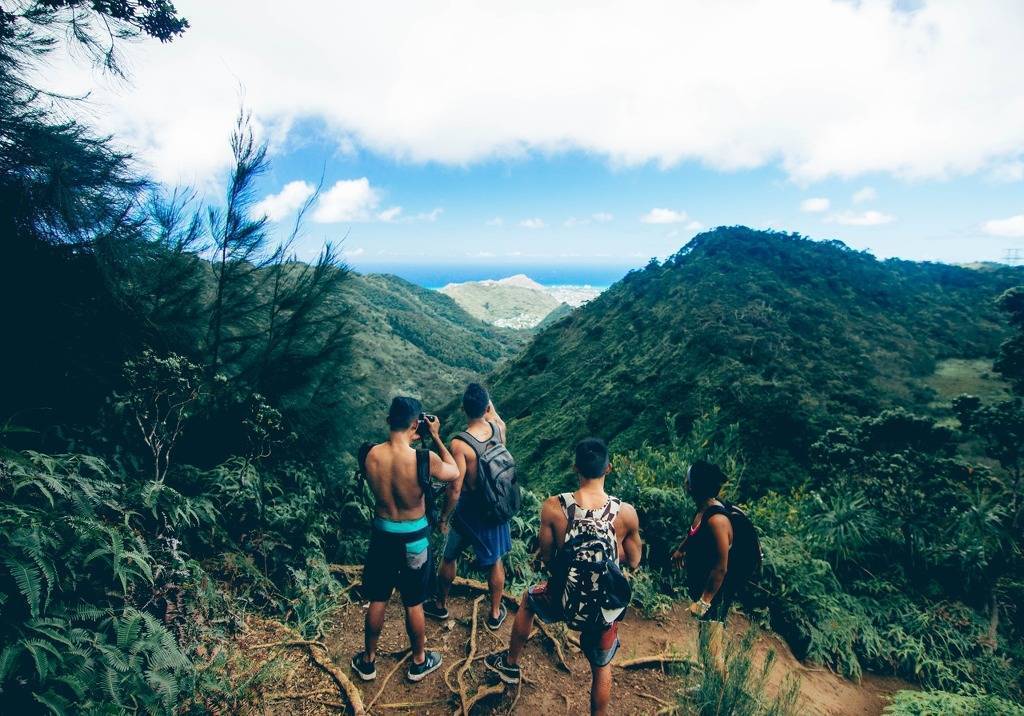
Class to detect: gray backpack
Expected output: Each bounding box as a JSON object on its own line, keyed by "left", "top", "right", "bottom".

{"left": 453, "top": 422, "right": 521, "bottom": 524}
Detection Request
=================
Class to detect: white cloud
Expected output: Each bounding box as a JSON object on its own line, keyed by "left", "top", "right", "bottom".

{"left": 252, "top": 180, "right": 315, "bottom": 221}
{"left": 344, "top": 247, "right": 366, "bottom": 258}
{"left": 312, "top": 178, "right": 379, "bottom": 223}
{"left": 43, "top": 1, "right": 1024, "bottom": 185}
{"left": 377, "top": 206, "right": 403, "bottom": 222}
{"left": 564, "top": 216, "right": 588, "bottom": 227}
{"left": 485, "top": 217, "right": 504, "bottom": 226}
{"left": 800, "top": 197, "right": 830, "bottom": 213}
{"left": 641, "top": 208, "right": 689, "bottom": 224}
{"left": 852, "top": 186, "right": 878, "bottom": 204}
{"left": 520, "top": 218, "right": 545, "bottom": 229}
{"left": 686, "top": 220, "right": 704, "bottom": 231}
{"left": 414, "top": 207, "right": 443, "bottom": 222}
{"left": 983, "top": 213, "right": 1024, "bottom": 237}
{"left": 828, "top": 209, "right": 895, "bottom": 226}
{"left": 592, "top": 212, "right": 614, "bottom": 223}
{"left": 990, "top": 161, "right": 1024, "bottom": 183}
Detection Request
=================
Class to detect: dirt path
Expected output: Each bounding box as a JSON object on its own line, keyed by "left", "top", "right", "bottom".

{"left": 231, "top": 584, "right": 910, "bottom": 715}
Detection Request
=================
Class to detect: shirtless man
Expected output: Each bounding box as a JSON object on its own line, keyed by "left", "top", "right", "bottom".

{"left": 351, "top": 396, "right": 460, "bottom": 683}
{"left": 423, "top": 383, "right": 511, "bottom": 629}
{"left": 486, "top": 438, "right": 642, "bottom": 716}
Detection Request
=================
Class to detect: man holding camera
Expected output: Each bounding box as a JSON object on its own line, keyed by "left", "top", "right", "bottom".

{"left": 423, "top": 383, "right": 512, "bottom": 630}
{"left": 352, "top": 396, "right": 460, "bottom": 684}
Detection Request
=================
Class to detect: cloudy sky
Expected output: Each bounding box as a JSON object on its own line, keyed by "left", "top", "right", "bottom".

{"left": 48, "top": 0, "right": 1024, "bottom": 270}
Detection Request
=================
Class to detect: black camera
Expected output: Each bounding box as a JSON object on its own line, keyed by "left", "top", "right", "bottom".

{"left": 416, "top": 413, "right": 437, "bottom": 441}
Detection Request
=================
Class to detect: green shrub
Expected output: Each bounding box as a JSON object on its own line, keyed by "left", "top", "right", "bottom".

{"left": 884, "top": 689, "right": 1024, "bottom": 716}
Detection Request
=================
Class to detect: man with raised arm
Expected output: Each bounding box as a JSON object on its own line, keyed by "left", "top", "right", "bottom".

{"left": 486, "top": 438, "right": 642, "bottom": 716}
{"left": 424, "top": 383, "right": 512, "bottom": 630}
{"left": 351, "top": 396, "right": 460, "bottom": 684}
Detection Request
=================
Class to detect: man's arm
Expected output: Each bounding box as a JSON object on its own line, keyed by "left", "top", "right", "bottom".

{"left": 698, "top": 514, "right": 732, "bottom": 604}
{"left": 620, "top": 503, "right": 642, "bottom": 570}
{"left": 537, "top": 497, "right": 561, "bottom": 567}
{"left": 425, "top": 417, "right": 459, "bottom": 481}
{"left": 440, "top": 441, "right": 468, "bottom": 526}
{"left": 484, "top": 401, "right": 507, "bottom": 444}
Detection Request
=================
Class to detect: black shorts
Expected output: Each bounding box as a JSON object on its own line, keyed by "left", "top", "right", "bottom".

{"left": 362, "top": 528, "right": 431, "bottom": 607}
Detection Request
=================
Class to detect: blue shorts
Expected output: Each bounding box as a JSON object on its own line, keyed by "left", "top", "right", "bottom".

{"left": 442, "top": 514, "right": 511, "bottom": 568}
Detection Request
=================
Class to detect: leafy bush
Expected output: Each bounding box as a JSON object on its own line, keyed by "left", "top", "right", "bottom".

{"left": 0, "top": 452, "right": 193, "bottom": 713}
{"left": 884, "top": 689, "right": 1024, "bottom": 716}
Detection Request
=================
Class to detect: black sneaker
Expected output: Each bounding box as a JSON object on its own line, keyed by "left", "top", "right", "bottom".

{"left": 485, "top": 604, "right": 508, "bottom": 631}
{"left": 485, "top": 651, "right": 521, "bottom": 684}
{"left": 422, "top": 600, "right": 450, "bottom": 620}
{"left": 407, "top": 650, "right": 443, "bottom": 682}
{"left": 351, "top": 652, "right": 377, "bottom": 681}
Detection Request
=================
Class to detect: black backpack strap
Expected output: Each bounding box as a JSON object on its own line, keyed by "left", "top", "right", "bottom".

{"left": 357, "top": 442, "right": 376, "bottom": 481}
{"left": 415, "top": 448, "right": 430, "bottom": 486}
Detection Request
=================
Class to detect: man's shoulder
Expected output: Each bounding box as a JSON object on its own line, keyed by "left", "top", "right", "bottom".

{"left": 614, "top": 498, "right": 639, "bottom": 525}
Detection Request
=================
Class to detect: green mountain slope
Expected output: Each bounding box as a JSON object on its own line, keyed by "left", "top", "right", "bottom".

{"left": 344, "top": 273, "right": 527, "bottom": 445}
{"left": 488, "top": 227, "right": 1024, "bottom": 492}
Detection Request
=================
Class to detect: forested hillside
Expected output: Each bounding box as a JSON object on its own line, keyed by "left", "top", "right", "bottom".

{"left": 490, "top": 227, "right": 1023, "bottom": 493}
{"left": 2, "top": 3, "right": 1022, "bottom": 714}
{"left": 344, "top": 273, "right": 526, "bottom": 446}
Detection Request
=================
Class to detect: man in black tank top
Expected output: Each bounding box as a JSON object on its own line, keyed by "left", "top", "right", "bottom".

{"left": 670, "top": 460, "right": 734, "bottom": 675}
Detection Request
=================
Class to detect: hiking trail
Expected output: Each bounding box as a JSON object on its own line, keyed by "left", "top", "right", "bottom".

{"left": 226, "top": 569, "right": 911, "bottom": 715}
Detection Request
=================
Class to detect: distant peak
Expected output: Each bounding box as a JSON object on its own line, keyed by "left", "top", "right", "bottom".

{"left": 441, "top": 274, "right": 547, "bottom": 292}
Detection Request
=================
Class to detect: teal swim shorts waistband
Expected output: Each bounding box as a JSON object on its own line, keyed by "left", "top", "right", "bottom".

{"left": 373, "top": 515, "right": 429, "bottom": 555}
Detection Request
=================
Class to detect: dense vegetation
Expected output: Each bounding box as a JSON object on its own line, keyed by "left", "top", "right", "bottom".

{"left": 491, "top": 227, "right": 1023, "bottom": 493}
{"left": 2, "top": 2, "right": 1022, "bottom": 713}
{"left": 487, "top": 227, "right": 1024, "bottom": 705}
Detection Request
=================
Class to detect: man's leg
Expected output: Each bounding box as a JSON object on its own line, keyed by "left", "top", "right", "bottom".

{"left": 404, "top": 604, "right": 427, "bottom": 664}
{"left": 506, "top": 592, "right": 534, "bottom": 664}
{"left": 364, "top": 601, "right": 387, "bottom": 662}
{"left": 435, "top": 557, "right": 457, "bottom": 608}
{"left": 590, "top": 663, "right": 612, "bottom": 716}
{"left": 487, "top": 559, "right": 505, "bottom": 619}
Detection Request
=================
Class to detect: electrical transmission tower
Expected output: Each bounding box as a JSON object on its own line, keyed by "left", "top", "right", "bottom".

{"left": 1005, "top": 248, "right": 1024, "bottom": 264}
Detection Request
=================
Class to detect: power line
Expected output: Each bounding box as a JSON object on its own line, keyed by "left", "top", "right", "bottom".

{"left": 1005, "top": 248, "right": 1024, "bottom": 264}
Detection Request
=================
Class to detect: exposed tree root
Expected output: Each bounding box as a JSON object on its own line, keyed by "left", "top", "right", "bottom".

{"left": 376, "top": 699, "right": 450, "bottom": 710}
{"left": 457, "top": 596, "right": 486, "bottom": 715}
{"left": 265, "top": 688, "right": 337, "bottom": 701}
{"left": 615, "top": 653, "right": 697, "bottom": 670}
{"left": 638, "top": 690, "right": 675, "bottom": 708}
{"left": 247, "top": 639, "right": 327, "bottom": 651}
{"left": 304, "top": 642, "right": 367, "bottom": 715}
{"left": 366, "top": 650, "right": 411, "bottom": 710}
{"left": 460, "top": 682, "right": 506, "bottom": 714}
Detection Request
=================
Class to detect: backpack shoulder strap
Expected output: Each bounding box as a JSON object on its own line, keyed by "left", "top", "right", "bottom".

{"left": 452, "top": 431, "right": 483, "bottom": 455}
{"left": 605, "top": 496, "right": 622, "bottom": 522}
{"left": 357, "top": 442, "right": 377, "bottom": 479}
{"left": 558, "top": 492, "right": 578, "bottom": 530}
{"left": 488, "top": 421, "right": 505, "bottom": 445}
{"left": 415, "top": 448, "right": 430, "bottom": 486}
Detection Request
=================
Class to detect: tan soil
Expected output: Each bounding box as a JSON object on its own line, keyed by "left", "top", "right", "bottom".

{"left": 221, "top": 584, "right": 911, "bottom": 715}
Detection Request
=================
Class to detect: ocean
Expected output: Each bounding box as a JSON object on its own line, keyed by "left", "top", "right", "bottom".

{"left": 348, "top": 262, "right": 639, "bottom": 289}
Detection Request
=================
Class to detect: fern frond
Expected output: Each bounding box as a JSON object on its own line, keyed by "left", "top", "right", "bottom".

{"left": 5, "top": 556, "right": 42, "bottom": 616}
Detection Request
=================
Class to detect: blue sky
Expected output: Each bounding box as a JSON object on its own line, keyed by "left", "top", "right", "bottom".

{"left": 258, "top": 132, "right": 1024, "bottom": 269}
{"left": 51, "top": 1, "right": 1024, "bottom": 272}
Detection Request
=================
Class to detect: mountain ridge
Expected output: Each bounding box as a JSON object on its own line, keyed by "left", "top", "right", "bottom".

{"left": 487, "top": 226, "right": 1024, "bottom": 492}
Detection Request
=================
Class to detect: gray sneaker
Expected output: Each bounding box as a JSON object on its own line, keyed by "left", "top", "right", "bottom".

{"left": 407, "top": 650, "right": 443, "bottom": 682}
{"left": 485, "top": 651, "right": 521, "bottom": 684}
